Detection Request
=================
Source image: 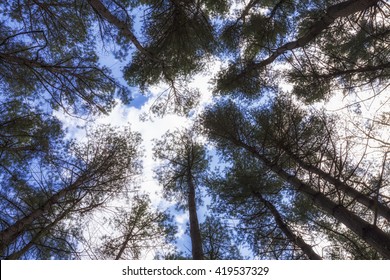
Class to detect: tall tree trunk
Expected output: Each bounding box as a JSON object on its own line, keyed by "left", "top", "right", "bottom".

{"left": 187, "top": 173, "right": 203, "bottom": 260}
{"left": 283, "top": 149, "right": 390, "bottom": 222}
{"left": 236, "top": 141, "right": 390, "bottom": 259}
{"left": 253, "top": 192, "right": 323, "bottom": 260}
{"left": 115, "top": 231, "right": 134, "bottom": 260}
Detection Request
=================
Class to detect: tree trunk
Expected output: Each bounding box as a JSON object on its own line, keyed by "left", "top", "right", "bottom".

{"left": 87, "top": 0, "right": 156, "bottom": 61}
{"left": 115, "top": 231, "right": 134, "bottom": 260}
{"left": 0, "top": 173, "right": 89, "bottom": 252}
{"left": 253, "top": 192, "right": 323, "bottom": 260}
{"left": 115, "top": 209, "right": 142, "bottom": 260}
{"left": 4, "top": 202, "right": 77, "bottom": 260}
{"left": 284, "top": 149, "right": 390, "bottom": 222}
{"left": 187, "top": 173, "right": 203, "bottom": 260}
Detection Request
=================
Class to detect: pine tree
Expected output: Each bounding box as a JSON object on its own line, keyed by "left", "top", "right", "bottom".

{"left": 93, "top": 194, "right": 175, "bottom": 260}
{"left": 153, "top": 128, "right": 210, "bottom": 259}
{"left": 200, "top": 216, "right": 243, "bottom": 260}
{"left": 0, "top": 125, "right": 142, "bottom": 259}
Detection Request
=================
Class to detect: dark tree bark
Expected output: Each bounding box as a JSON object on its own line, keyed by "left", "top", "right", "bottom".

{"left": 0, "top": 176, "right": 87, "bottom": 252}
{"left": 153, "top": 129, "right": 207, "bottom": 260}
{"left": 87, "top": 0, "right": 156, "bottom": 61}
{"left": 219, "top": 0, "right": 382, "bottom": 94}
{"left": 240, "top": 0, "right": 380, "bottom": 74}
{"left": 187, "top": 171, "right": 203, "bottom": 260}
{"left": 1, "top": 125, "right": 141, "bottom": 256}
{"left": 4, "top": 201, "right": 78, "bottom": 260}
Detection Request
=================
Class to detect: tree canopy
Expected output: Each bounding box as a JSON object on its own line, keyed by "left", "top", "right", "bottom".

{"left": 1, "top": 0, "right": 390, "bottom": 259}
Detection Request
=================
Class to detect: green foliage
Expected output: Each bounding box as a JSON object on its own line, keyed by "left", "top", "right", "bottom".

{"left": 0, "top": 100, "right": 63, "bottom": 167}
{"left": 153, "top": 128, "right": 209, "bottom": 208}
{"left": 2, "top": 0, "right": 390, "bottom": 260}
{"left": 200, "top": 216, "right": 243, "bottom": 260}
{"left": 0, "top": 0, "right": 130, "bottom": 115}
{"left": 214, "top": 62, "right": 277, "bottom": 97}
{"left": 202, "top": 0, "right": 231, "bottom": 16}
{"left": 214, "top": 0, "right": 390, "bottom": 101}
{"left": 124, "top": 0, "right": 216, "bottom": 89}
{"left": 289, "top": 4, "right": 390, "bottom": 102}
{"left": 207, "top": 153, "right": 308, "bottom": 259}
{"left": 202, "top": 93, "right": 390, "bottom": 259}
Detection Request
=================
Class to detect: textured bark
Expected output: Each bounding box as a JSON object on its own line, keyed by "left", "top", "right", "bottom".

{"left": 187, "top": 172, "right": 203, "bottom": 260}
{"left": 253, "top": 192, "right": 323, "bottom": 260}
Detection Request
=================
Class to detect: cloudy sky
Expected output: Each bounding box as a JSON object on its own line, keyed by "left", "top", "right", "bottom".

{"left": 53, "top": 48, "right": 221, "bottom": 258}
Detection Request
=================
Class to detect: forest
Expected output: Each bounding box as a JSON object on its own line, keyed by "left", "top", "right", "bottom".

{"left": 0, "top": 0, "right": 389, "bottom": 260}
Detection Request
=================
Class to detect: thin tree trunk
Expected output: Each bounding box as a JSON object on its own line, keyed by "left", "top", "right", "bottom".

{"left": 115, "top": 208, "right": 142, "bottom": 260}
{"left": 115, "top": 231, "right": 134, "bottom": 260}
{"left": 4, "top": 203, "right": 76, "bottom": 260}
{"left": 187, "top": 173, "right": 203, "bottom": 260}
{"left": 253, "top": 192, "right": 323, "bottom": 260}
{"left": 303, "top": 62, "right": 390, "bottom": 80}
